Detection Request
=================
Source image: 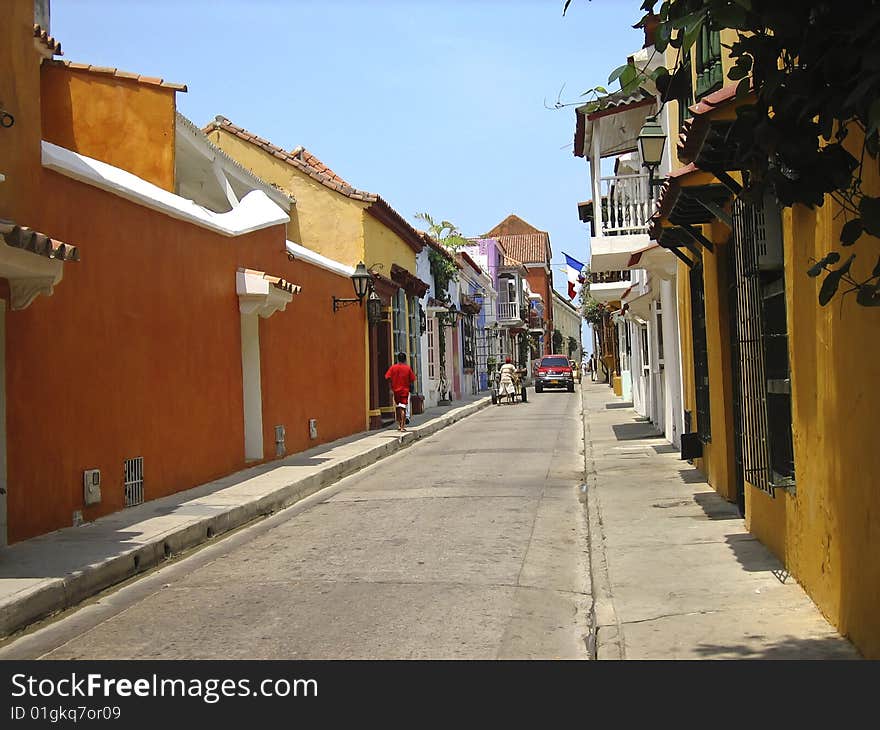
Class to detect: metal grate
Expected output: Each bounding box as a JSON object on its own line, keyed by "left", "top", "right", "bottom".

{"left": 461, "top": 315, "right": 475, "bottom": 370}
{"left": 426, "top": 317, "right": 437, "bottom": 380}
{"left": 731, "top": 199, "right": 773, "bottom": 494}
{"left": 124, "top": 456, "right": 144, "bottom": 507}
{"left": 689, "top": 261, "right": 711, "bottom": 442}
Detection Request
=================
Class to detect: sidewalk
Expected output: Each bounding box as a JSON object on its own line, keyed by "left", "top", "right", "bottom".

{"left": 581, "top": 382, "right": 860, "bottom": 660}
{"left": 0, "top": 393, "right": 490, "bottom": 639}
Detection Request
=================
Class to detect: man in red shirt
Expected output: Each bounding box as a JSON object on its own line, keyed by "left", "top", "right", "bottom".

{"left": 385, "top": 352, "right": 416, "bottom": 432}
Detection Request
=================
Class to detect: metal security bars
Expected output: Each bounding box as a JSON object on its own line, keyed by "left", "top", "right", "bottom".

{"left": 731, "top": 198, "right": 772, "bottom": 493}
{"left": 730, "top": 194, "right": 794, "bottom": 494}
{"left": 689, "top": 261, "right": 711, "bottom": 442}
{"left": 123, "top": 456, "right": 144, "bottom": 507}
{"left": 762, "top": 277, "right": 795, "bottom": 487}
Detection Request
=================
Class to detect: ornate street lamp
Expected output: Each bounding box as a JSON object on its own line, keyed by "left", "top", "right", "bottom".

{"left": 439, "top": 303, "right": 461, "bottom": 328}
{"left": 637, "top": 115, "right": 667, "bottom": 189}
{"left": 333, "top": 261, "right": 373, "bottom": 311}
{"left": 366, "top": 289, "right": 383, "bottom": 325}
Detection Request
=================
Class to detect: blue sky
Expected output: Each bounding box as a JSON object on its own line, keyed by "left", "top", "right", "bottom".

{"left": 52, "top": 0, "right": 642, "bottom": 312}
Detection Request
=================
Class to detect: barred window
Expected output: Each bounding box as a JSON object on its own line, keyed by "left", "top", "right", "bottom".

{"left": 731, "top": 194, "right": 795, "bottom": 494}
{"left": 690, "top": 261, "right": 711, "bottom": 443}
{"left": 695, "top": 26, "right": 722, "bottom": 100}
{"left": 426, "top": 317, "right": 437, "bottom": 380}
{"left": 408, "top": 296, "right": 421, "bottom": 393}
{"left": 461, "top": 315, "right": 476, "bottom": 370}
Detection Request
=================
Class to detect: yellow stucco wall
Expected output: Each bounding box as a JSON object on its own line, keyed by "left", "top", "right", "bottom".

{"left": 206, "top": 129, "right": 366, "bottom": 264}
{"left": 675, "top": 228, "right": 736, "bottom": 501}
{"left": 747, "top": 159, "right": 880, "bottom": 657}
{"left": 361, "top": 214, "right": 417, "bottom": 276}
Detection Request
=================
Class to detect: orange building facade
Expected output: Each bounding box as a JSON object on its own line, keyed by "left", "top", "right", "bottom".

{"left": 0, "top": 1, "right": 366, "bottom": 543}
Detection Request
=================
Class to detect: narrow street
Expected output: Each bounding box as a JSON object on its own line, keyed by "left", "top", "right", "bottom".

{"left": 4, "top": 391, "right": 589, "bottom": 660}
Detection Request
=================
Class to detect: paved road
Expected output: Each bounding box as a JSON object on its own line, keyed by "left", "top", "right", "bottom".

{"left": 3, "top": 388, "right": 590, "bottom": 659}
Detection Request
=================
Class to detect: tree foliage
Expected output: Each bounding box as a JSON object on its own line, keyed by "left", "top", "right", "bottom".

{"left": 416, "top": 211, "right": 469, "bottom": 302}
{"left": 572, "top": 0, "right": 880, "bottom": 307}
{"left": 581, "top": 296, "right": 606, "bottom": 327}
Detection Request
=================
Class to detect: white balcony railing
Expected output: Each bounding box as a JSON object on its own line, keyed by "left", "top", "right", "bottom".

{"left": 600, "top": 173, "right": 653, "bottom": 236}
{"left": 496, "top": 301, "right": 521, "bottom": 321}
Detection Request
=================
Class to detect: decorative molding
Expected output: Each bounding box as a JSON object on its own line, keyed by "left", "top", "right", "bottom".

{"left": 236, "top": 269, "right": 295, "bottom": 318}
{"left": 9, "top": 277, "right": 55, "bottom": 310}
{"left": 43, "top": 141, "right": 289, "bottom": 237}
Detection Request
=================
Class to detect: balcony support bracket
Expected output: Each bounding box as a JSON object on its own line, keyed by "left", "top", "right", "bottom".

{"left": 680, "top": 225, "right": 715, "bottom": 253}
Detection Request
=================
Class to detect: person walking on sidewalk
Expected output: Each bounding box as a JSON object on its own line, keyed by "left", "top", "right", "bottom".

{"left": 386, "top": 352, "right": 416, "bottom": 432}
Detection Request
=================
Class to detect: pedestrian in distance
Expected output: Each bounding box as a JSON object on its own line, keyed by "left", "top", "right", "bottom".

{"left": 498, "top": 357, "right": 518, "bottom": 405}
{"left": 385, "top": 352, "right": 416, "bottom": 432}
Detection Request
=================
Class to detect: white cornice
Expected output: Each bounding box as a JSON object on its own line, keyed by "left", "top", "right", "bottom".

{"left": 42, "top": 141, "right": 290, "bottom": 237}
{"left": 285, "top": 240, "right": 354, "bottom": 279}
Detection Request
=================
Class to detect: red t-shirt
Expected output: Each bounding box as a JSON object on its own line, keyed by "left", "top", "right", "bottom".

{"left": 385, "top": 363, "right": 415, "bottom": 394}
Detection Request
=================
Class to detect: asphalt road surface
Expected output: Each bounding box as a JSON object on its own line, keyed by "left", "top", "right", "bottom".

{"left": 2, "top": 388, "right": 590, "bottom": 660}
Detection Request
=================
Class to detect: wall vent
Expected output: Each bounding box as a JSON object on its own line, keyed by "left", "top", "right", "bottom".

{"left": 124, "top": 457, "right": 144, "bottom": 507}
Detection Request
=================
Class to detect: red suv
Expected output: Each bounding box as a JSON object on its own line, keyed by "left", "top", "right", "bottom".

{"left": 534, "top": 355, "right": 575, "bottom": 393}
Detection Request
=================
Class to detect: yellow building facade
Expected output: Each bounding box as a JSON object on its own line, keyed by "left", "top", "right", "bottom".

{"left": 206, "top": 117, "right": 427, "bottom": 429}
{"left": 657, "top": 29, "right": 880, "bottom": 657}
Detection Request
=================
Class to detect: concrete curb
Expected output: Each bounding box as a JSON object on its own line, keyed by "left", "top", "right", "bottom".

{"left": 0, "top": 397, "right": 491, "bottom": 639}
{"left": 580, "top": 386, "right": 625, "bottom": 660}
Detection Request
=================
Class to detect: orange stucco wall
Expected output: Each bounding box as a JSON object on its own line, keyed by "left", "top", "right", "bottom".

{"left": 6, "top": 171, "right": 366, "bottom": 543}
{"left": 2, "top": 6, "right": 366, "bottom": 542}
{"left": 0, "top": 0, "right": 44, "bottom": 223}
{"left": 259, "top": 261, "right": 366, "bottom": 456}
{"left": 525, "top": 267, "right": 553, "bottom": 352}
{"left": 40, "top": 63, "right": 177, "bottom": 192}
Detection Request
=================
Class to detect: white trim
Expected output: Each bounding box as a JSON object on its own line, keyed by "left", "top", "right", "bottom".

{"left": 42, "top": 141, "right": 290, "bottom": 237}
{"left": 175, "top": 113, "right": 295, "bottom": 211}
{"left": 240, "top": 313, "right": 264, "bottom": 461}
{"left": 285, "top": 240, "right": 354, "bottom": 278}
{"left": 236, "top": 270, "right": 294, "bottom": 318}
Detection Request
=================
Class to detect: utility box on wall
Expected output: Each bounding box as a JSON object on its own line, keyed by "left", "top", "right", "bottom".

{"left": 274, "top": 425, "right": 286, "bottom": 457}
{"left": 308, "top": 419, "right": 318, "bottom": 440}
{"left": 83, "top": 468, "right": 101, "bottom": 505}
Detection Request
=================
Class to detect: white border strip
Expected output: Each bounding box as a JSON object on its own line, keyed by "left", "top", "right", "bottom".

{"left": 42, "top": 141, "right": 289, "bottom": 237}
{"left": 285, "top": 240, "right": 354, "bottom": 278}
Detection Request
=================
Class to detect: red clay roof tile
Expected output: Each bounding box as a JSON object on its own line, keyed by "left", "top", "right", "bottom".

{"left": 46, "top": 60, "right": 187, "bottom": 92}
{"left": 33, "top": 24, "right": 62, "bottom": 56}
{"left": 205, "top": 115, "right": 424, "bottom": 253}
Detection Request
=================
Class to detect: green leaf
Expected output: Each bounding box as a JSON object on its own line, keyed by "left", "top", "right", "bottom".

{"left": 856, "top": 282, "right": 880, "bottom": 306}
{"left": 869, "top": 98, "right": 880, "bottom": 136}
{"left": 619, "top": 63, "right": 640, "bottom": 93}
{"left": 607, "top": 64, "right": 629, "bottom": 85}
{"left": 593, "top": 85, "right": 607, "bottom": 95}
{"left": 818, "top": 254, "right": 855, "bottom": 306}
{"left": 858, "top": 195, "right": 880, "bottom": 236}
{"left": 807, "top": 251, "right": 840, "bottom": 277}
{"left": 654, "top": 20, "right": 671, "bottom": 52}
{"left": 841, "top": 218, "right": 864, "bottom": 245}
{"left": 681, "top": 16, "right": 704, "bottom": 54}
